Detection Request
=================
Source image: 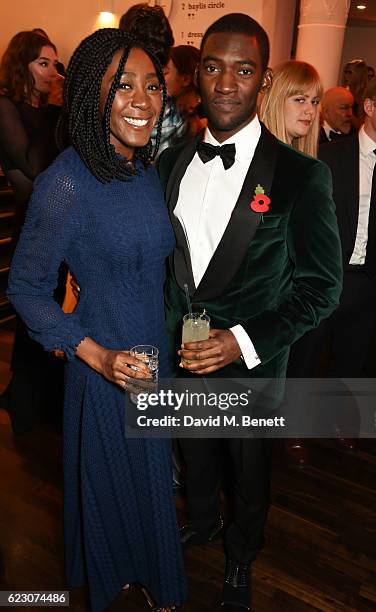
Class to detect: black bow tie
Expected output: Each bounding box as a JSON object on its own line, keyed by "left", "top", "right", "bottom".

{"left": 197, "top": 141, "right": 236, "bottom": 170}
{"left": 329, "top": 130, "right": 344, "bottom": 141}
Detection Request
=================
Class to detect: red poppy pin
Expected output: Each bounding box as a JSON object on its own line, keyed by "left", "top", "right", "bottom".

{"left": 250, "top": 184, "right": 271, "bottom": 215}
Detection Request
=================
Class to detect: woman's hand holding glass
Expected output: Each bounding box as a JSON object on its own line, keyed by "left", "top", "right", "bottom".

{"left": 75, "top": 338, "right": 152, "bottom": 390}
{"left": 101, "top": 348, "right": 153, "bottom": 390}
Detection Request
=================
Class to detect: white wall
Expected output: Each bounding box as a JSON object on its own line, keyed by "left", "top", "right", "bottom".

{"left": 340, "top": 25, "right": 376, "bottom": 82}
{"left": 0, "top": 0, "right": 293, "bottom": 68}
{"left": 0, "top": 0, "right": 99, "bottom": 67}
{"left": 168, "top": 0, "right": 263, "bottom": 47}
{"left": 261, "top": 0, "right": 296, "bottom": 68}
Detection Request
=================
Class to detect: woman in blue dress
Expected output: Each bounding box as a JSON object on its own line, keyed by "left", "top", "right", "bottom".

{"left": 8, "top": 28, "right": 186, "bottom": 612}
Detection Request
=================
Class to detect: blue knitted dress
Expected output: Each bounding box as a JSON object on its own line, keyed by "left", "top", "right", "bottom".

{"left": 8, "top": 147, "right": 187, "bottom": 611}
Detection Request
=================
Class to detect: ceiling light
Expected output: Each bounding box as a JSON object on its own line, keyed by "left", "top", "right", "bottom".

{"left": 356, "top": 4, "right": 367, "bottom": 9}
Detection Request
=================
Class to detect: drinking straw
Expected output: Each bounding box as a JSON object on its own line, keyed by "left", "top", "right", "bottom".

{"left": 184, "top": 283, "right": 192, "bottom": 316}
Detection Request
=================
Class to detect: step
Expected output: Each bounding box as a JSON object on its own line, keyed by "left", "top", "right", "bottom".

{"left": 0, "top": 246, "right": 11, "bottom": 268}
{"left": 0, "top": 210, "right": 14, "bottom": 220}
{"left": 0, "top": 294, "right": 14, "bottom": 324}
{"left": 0, "top": 187, "right": 14, "bottom": 203}
{"left": 0, "top": 265, "right": 10, "bottom": 275}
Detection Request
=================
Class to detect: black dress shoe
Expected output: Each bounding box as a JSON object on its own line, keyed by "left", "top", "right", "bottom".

{"left": 221, "top": 559, "right": 252, "bottom": 611}
{"left": 180, "top": 516, "right": 224, "bottom": 549}
{"left": 335, "top": 436, "right": 358, "bottom": 451}
{"left": 285, "top": 438, "right": 307, "bottom": 467}
{"left": 334, "top": 427, "right": 359, "bottom": 451}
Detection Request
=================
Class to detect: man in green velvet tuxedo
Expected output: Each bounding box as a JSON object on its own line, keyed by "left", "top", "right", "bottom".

{"left": 158, "top": 13, "right": 342, "bottom": 612}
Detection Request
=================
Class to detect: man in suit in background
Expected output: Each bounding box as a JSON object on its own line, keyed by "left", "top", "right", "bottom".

{"left": 319, "top": 77, "right": 376, "bottom": 378}
{"left": 159, "top": 13, "right": 342, "bottom": 611}
{"left": 319, "top": 86, "right": 355, "bottom": 144}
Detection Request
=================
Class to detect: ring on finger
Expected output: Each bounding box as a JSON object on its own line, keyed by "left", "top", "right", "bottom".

{"left": 124, "top": 362, "right": 137, "bottom": 371}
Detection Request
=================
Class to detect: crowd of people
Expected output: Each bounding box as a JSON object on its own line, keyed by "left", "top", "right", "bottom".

{"left": 0, "top": 4, "right": 375, "bottom": 612}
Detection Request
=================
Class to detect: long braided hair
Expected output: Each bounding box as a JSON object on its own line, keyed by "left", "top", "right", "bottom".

{"left": 57, "top": 28, "right": 166, "bottom": 183}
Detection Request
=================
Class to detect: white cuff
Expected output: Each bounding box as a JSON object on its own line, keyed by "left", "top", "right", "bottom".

{"left": 230, "top": 324, "right": 261, "bottom": 370}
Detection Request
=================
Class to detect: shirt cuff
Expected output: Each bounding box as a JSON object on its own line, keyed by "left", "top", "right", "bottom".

{"left": 230, "top": 324, "right": 261, "bottom": 370}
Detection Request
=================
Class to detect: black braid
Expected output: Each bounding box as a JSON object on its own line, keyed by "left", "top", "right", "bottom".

{"left": 137, "top": 46, "right": 167, "bottom": 164}
{"left": 56, "top": 28, "right": 166, "bottom": 183}
{"left": 103, "top": 47, "right": 132, "bottom": 179}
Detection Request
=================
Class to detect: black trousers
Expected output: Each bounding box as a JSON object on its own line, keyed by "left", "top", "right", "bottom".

{"left": 179, "top": 436, "right": 271, "bottom": 564}
{"left": 286, "top": 269, "right": 376, "bottom": 379}
{"left": 326, "top": 269, "right": 376, "bottom": 377}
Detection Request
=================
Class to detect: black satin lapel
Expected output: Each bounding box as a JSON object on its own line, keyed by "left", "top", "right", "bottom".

{"left": 194, "top": 124, "right": 278, "bottom": 302}
{"left": 345, "top": 138, "right": 359, "bottom": 245}
{"left": 166, "top": 132, "right": 203, "bottom": 295}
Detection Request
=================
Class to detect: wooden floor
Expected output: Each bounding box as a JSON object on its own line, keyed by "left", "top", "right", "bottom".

{"left": 0, "top": 326, "right": 375, "bottom": 611}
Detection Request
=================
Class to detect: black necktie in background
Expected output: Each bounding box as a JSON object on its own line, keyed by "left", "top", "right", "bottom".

{"left": 364, "top": 149, "right": 376, "bottom": 278}
{"left": 329, "top": 130, "right": 344, "bottom": 141}
{"left": 197, "top": 141, "right": 236, "bottom": 170}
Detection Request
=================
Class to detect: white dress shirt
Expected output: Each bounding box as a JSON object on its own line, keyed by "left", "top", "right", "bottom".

{"left": 323, "top": 121, "right": 341, "bottom": 141}
{"left": 349, "top": 126, "right": 376, "bottom": 265}
{"left": 174, "top": 117, "right": 262, "bottom": 369}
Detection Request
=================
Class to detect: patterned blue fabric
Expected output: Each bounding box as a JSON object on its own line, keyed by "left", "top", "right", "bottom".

{"left": 8, "top": 147, "right": 186, "bottom": 611}
{"left": 152, "top": 96, "right": 187, "bottom": 159}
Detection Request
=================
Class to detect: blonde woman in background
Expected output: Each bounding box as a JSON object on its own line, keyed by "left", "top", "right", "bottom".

{"left": 260, "top": 60, "right": 324, "bottom": 466}
{"left": 260, "top": 60, "right": 323, "bottom": 157}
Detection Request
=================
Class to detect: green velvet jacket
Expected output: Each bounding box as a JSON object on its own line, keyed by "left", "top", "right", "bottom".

{"left": 158, "top": 125, "right": 343, "bottom": 379}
